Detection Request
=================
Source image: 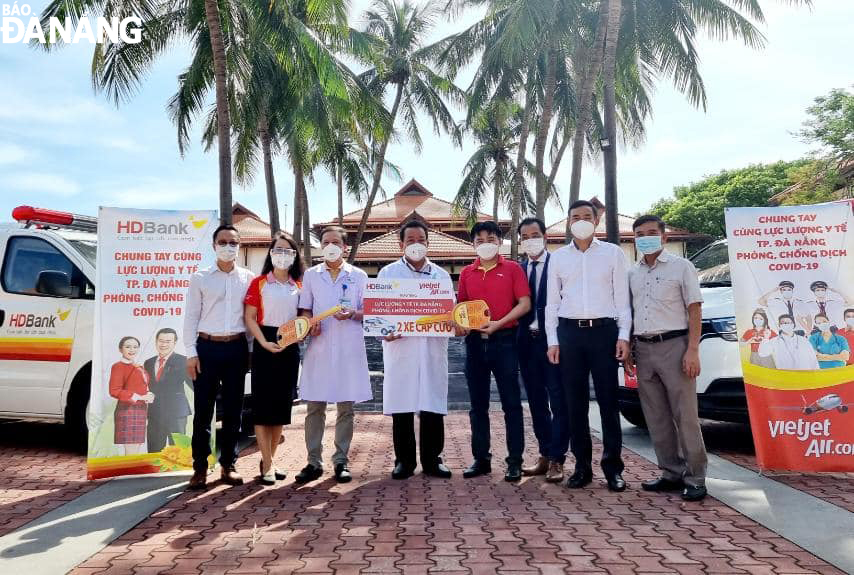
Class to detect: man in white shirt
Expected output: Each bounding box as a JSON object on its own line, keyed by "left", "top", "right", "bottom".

{"left": 183, "top": 225, "right": 254, "bottom": 490}
{"left": 758, "top": 314, "right": 820, "bottom": 370}
{"left": 379, "top": 221, "right": 453, "bottom": 480}
{"left": 545, "top": 200, "right": 631, "bottom": 492}
{"left": 517, "top": 217, "right": 568, "bottom": 483}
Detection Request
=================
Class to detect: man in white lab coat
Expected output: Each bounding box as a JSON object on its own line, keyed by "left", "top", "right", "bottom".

{"left": 379, "top": 221, "right": 453, "bottom": 480}
{"left": 295, "top": 226, "right": 372, "bottom": 484}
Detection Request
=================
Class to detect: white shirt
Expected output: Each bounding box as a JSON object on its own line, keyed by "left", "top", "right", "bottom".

{"left": 297, "top": 261, "right": 372, "bottom": 403}
{"left": 765, "top": 295, "right": 806, "bottom": 331}
{"left": 526, "top": 251, "right": 547, "bottom": 330}
{"left": 379, "top": 257, "right": 452, "bottom": 415}
{"left": 545, "top": 239, "right": 632, "bottom": 346}
{"left": 757, "top": 333, "right": 820, "bottom": 371}
{"left": 628, "top": 251, "right": 703, "bottom": 336}
{"left": 255, "top": 273, "right": 300, "bottom": 327}
{"left": 801, "top": 293, "right": 846, "bottom": 329}
{"left": 183, "top": 264, "right": 254, "bottom": 357}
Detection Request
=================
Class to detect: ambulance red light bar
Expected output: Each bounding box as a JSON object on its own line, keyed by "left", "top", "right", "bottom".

{"left": 12, "top": 206, "right": 98, "bottom": 232}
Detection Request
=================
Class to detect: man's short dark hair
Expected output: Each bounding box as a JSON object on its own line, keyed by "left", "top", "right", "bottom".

{"left": 470, "top": 220, "right": 502, "bottom": 240}
{"left": 632, "top": 214, "right": 665, "bottom": 232}
{"left": 844, "top": 308, "right": 854, "bottom": 317}
{"left": 779, "top": 280, "right": 794, "bottom": 289}
{"left": 399, "top": 220, "right": 429, "bottom": 242}
{"left": 155, "top": 327, "right": 178, "bottom": 341}
{"left": 212, "top": 224, "right": 239, "bottom": 243}
{"left": 320, "top": 225, "right": 347, "bottom": 243}
{"left": 778, "top": 314, "right": 795, "bottom": 325}
{"left": 810, "top": 280, "right": 828, "bottom": 292}
{"left": 517, "top": 217, "right": 546, "bottom": 235}
{"left": 568, "top": 200, "right": 598, "bottom": 218}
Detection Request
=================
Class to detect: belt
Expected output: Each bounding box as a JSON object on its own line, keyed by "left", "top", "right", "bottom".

{"left": 198, "top": 332, "right": 244, "bottom": 342}
{"left": 476, "top": 327, "right": 516, "bottom": 340}
{"left": 528, "top": 328, "right": 546, "bottom": 338}
{"left": 559, "top": 317, "right": 616, "bottom": 329}
{"left": 633, "top": 329, "right": 688, "bottom": 344}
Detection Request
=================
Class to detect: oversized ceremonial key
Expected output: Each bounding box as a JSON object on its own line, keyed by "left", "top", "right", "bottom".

{"left": 277, "top": 306, "right": 342, "bottom": 346}
{"left": 415, "top": 300, "right": 491, "bottom": 330}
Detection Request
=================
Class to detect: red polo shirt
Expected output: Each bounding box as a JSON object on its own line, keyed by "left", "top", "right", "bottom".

{"left": 458, "top": 255, "right": 530, "bottom": 327}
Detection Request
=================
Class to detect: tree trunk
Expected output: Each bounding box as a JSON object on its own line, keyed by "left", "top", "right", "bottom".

{"left": 534, "top": 45, "right": 558, "bottom": 220}
{"left": 510, "top": 70, "right": 536, "bottom": 260}
{"left": 348, "top": 82, "right": 404, "bottom": 263}
{"left": 260, "top": 118, "right": 279, "bottom": 236}
{"left": 602, "top": 0, "right": 622, "bottom": 245}
{"left": 492, "top": 162, "right": 501, "bottom": 222}
{"left": 292, "top": 173, "right": 303, "bottom": 243}
{"left": 565, "top": 0, "right": 609, "bottom": 240}
{"left": 337, "top": 162, "right": 344, "bottom": 224}
{"left": 298, "top": 166, "right": 312, "bottom": 265}
{"left": 203, "top": 0, "right": 233, "bottom": 226}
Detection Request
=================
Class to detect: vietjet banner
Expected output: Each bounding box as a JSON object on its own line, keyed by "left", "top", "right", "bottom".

{"left": 725, "top": 202, "right": 854, "bottom": 471}
{"left": 88, "top": 207, "right": 217, "bottom": 479}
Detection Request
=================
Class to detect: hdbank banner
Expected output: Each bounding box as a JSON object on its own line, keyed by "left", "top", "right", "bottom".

{"left": 88, "top": 207, "right": 217, "bottom": 479}
{"left": 725, "top": 202, "right": 854, "bottom": 471}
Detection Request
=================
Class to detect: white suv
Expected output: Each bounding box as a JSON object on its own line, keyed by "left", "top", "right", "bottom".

{"left": 618, "top": 239, "right": 747, "bottom": 427}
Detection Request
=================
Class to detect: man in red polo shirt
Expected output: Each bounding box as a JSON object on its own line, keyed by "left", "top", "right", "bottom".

{"left": 457, "top": 221, "right": 531, "bottom": 482}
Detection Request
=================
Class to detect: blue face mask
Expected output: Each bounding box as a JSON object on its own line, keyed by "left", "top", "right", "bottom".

{"left": 635, "top": 235, "right": 662, "bottom": 255}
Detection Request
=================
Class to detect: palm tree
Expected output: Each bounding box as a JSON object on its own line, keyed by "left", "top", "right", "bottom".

{"left": 347, "top": 0, "right": 464, "bottom": 263}
{"left": 601, "top": 0, "right": 622, "bottom": 244}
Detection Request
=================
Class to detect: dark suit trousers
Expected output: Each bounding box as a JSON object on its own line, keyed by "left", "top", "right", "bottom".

{"left": 191, "top": 337, "right": 248, "bottom": 472}
{"left": 392, "top": 411, "right": 444, "bottom": 469}
{"left": 147, "top": 411, "right": 188, "bottom": 453}
{"left": 557, "top": 319, "right": 624, "bottom": 476}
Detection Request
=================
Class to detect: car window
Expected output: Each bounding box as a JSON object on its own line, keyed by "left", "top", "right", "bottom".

{"left": 1, "top": 236, "right": 94, "bottom": 298}
{"left": 690, "top": 241, "right": 731, "bottom": 286}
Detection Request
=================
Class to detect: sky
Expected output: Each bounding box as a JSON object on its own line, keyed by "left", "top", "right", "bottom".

{"left": 0, "top": 1, "right": 852, "bottom": 230}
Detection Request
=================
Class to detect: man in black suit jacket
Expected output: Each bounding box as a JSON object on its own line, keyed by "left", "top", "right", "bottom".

{"left": 517, "top": 218, "right": 569, "bottom": 483}
{"left": 144, "top": 328, "right": 193, "bottom": 452}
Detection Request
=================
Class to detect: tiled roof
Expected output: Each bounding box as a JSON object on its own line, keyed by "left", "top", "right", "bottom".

{"left": 352, "top": 228, "right": 510, "bottom": 262}
{"left": 233, "top": 204, "right": 272, "bottom": 244}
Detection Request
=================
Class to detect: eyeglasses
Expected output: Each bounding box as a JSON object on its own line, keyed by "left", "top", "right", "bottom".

{"left": 216, "top": 240, "right": 239, "bottom": 247}
{"left": 271, "top": 248, "right": 296, "bottom": 256}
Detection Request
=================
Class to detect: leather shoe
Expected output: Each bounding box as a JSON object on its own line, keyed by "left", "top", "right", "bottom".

{"left": 504, "top": 463, "right": 522, "bottom": 482}
{"left": 422, "top": 462, "right": 452, "bottom": 478}
{"left": 565, "top": 469, "right": 593, "bottom": 489}
{"left": 462, "top": 460, "right": 491, "bottom": 479}
{"left": 522, "top": 456, "right": 549, "bottom": 476}
{"left": 392, "top": 462, "right": 415, "bottom": 480}
{"left": 641, "top": 477, "right": 684, "bottom": 492}
{"left": 606, "top": 473, "right": 627, "bottom": 492}
{"left": 545, "top": 462, "right": 565, "bottom": 483}
{"left": 187, "top": 470, "right": 207, "bottom": 490}
{"left": 334, "top": 463, "right": 352, "bottom": 483}
{"left": 221, "top": 467, "right": 244, "bottom": 486}
{"left": 295, "top": 464, "right": 323, "bottom": 484}
{"left": 274, "top": 468, "right": 287, "bottom": 481}
{"left": 681, "top": 484, "right": 707, "bottom": 501}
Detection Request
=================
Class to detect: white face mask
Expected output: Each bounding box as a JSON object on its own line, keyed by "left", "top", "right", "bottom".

{"left": 323, "top": 243, "right": 343, "bottom": 262}
{"left": 753, "top": 318, "right": 764, "bottom": 328}
{"left": 570, "top": 219, "right": 595, "bottom": 240}
{"left": 521, "top": 237, "right": 545, "bottom": 258}
{"left": 780, "top": 324, "right": 795, "bottom": 335}
{"left": 780, "top": 289, "right": 793, "bottom": 301}
{"left": 271, "top": 253, "right": 295, "bottom": 270}
{"left": 475, "top": 242, "right": 499, "bottom": 261}
{"left": 816, "top": 322, "right": 832, "bottom": 332}
{"left": 404, "top": 243, "right": 428, "bottom": 262}
{"left": 846, "top": 317, "right": 854, "bottom": 328}
{"left": 215, "top": 244, "right": 238, "bottom": 263}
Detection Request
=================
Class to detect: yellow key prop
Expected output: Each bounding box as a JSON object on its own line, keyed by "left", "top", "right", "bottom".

{"left": 277, "top": 306, "right": 342, "bottom": 347}
{"left": 415, "top": 300, "right": 491, "bottom": 330}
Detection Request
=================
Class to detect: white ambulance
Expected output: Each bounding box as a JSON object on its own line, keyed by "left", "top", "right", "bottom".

{"left": 0, "top": 206, "right": 97, "bottom": 447}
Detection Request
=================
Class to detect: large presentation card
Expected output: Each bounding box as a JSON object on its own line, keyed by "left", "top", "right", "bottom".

{"left": 362, "top": 278, "right": 455, "bottom": 337}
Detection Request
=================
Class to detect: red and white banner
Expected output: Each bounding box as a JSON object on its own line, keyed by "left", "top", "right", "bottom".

{"left": 363, "top": 278, "right": 454, "bottom": 337}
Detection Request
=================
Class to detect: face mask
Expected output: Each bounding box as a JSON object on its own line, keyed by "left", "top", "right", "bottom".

{"left": 753, "top": 318, "right": 764, "bottom": 328}
{"left": 815, "top": 290, "right": 826, "bottom": 300}
{"left": 780, "top": 289, "right": 793, "bottom": 300}
{"left": 635, "top": 235, "right": 662, "bottom": 255}
{"left": 780, "top": 324, "right": 794, "bottom": 335}
{"left": 404, "top": 243, "right": 428, "bottom": 262}
{"left": 323, "top": 243, "right": 343, "bottom": 262}
{"left": 271, "top": 253, "right": 295, "bottom": 270}
{"left": 215, "top": 245, "right": 238, "bottom": 262}
{"left": 846, "top": 317, "right": 854, "bottom": 328}
{"left": 475, "top": 242, "right": 499, "bottom": 261}
{"left": 570, "top": 219, "right": 595, "bottom": 240}
{"left": 521, "top": 237, "right": 545, "bottom": 258}
{"left": 817, "top": 322, "right": 831, "bottom": 332}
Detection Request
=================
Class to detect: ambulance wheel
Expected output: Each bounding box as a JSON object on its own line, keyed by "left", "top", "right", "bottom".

{"left": 620, "top": 407, "right": 647, "bottom": 429}
{"left": 64, "top": 364, "right": 91, "bottom": 454}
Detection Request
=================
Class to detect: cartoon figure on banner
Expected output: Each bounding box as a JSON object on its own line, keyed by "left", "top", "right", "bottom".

{"left": 740, "top": 309, "right": 777, "bottom": 368}
{"left": 143, "top": 328, "right": 192, "bottom": 452}
{"left": 758, "top": 281, "right": 805, "bottom": 333}
{"left": 801, "top": 281, "right": 852, "bottom": 332}
{"left": 757, "top": 314, "right": 820, "bottom": 371}
{"left": 108, "top": 336, "right": 153, "bottom": 454}
{"left": 808, "top": 313, "right": 851, "bottom": 369}
{"left": 840, "top": 308, "right": 854, "bottom": 365}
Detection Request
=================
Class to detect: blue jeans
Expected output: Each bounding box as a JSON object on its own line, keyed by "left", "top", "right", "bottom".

{"left": 518, "top": 329, "right": 569, "bottom": 464}
{"left": 464, "top": 331, "right": 524, "bottom": 465}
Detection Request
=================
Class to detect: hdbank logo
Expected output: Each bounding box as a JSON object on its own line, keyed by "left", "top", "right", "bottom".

{"left": 117, "top": 220, "right": 190, "bottom": 235}
{"left": 1, "top": 4, "right": 142, "bottom": 44}
{"left": 188, "top": 215, "right": 208, "bottom": 229}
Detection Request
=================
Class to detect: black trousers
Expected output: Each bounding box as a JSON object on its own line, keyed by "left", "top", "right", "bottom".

{"left": 191, "top": 337, "right": 248, "bottom": 472}
{"left": 557, "top": 319, "right": 624, "bottom": 476}
{"left": 392, "top": 411, "right": 444, "bottom": 469}
{"left": 147, "top": 412, "right": 188, "bottom": 453}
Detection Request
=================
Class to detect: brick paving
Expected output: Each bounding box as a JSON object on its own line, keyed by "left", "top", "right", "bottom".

{"left": 701, "top": 421, "right": 854, "bottom": 514}
{"left": 66, "top": 412, "right": 847, "bottom": 575}
{"left": 0, "top": 419, "right": 96, "bottom": 537}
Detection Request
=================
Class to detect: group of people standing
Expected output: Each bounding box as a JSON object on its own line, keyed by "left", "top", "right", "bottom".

{"left": 179, "top": 201, "right": 709, "bottom": 502}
